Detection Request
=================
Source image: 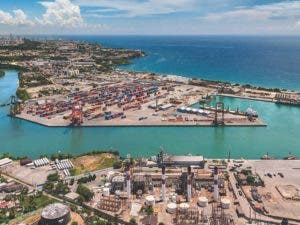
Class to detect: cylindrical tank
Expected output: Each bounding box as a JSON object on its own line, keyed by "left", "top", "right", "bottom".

{"left": 198, "top": 197, "right": 208, "bottom": 207}
{"left": 112, "top": 175, "right": 125, "bottom": 183}
{"left": 103, "top": 187, "right": 110, "bottom": 197}
{"left": 145, "top": 195, "right": 155, "bottom": 206}
{"left": 39, "top": 203, "right": 70, "bottom": 225}
{"left": 171, "top": 193, "right": 177, "bottom": 203}
{"left": 167, "top": 202, "right": 177, "bottom": 214}
{"left": 221, "top": 198, "right": 231, "bottom": 209}
{"left": 179, "top": 203, "right": 189, "bottom": 211}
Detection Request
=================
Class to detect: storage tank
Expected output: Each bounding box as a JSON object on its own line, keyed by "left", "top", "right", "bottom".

{"left": 103, "top": 187, "right": 110, "bottom": 197}
{"left": 145, "top": 195, "right": 155, "bottom": 206}
{"left": 170, "top": 193, "right": 177, "bottom": 203}
{"left": 167, "top": 202, "right": 177, "bottom": 214}
{"left": 38, "top": 203, "right": 70, "bottom": 225}
{"left": 112, "top": 175, "right": 125, "bottom": 183}
{"left": 198, "top": 197, "right": 208, "bottom": 207}
{"left": 221, "top": 198, "right": 231, "bottom": 209}
{"left": 179, "top": 203, "right": 189, "bottom": 211}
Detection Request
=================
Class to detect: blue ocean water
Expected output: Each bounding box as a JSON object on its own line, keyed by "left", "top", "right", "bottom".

{"left": 61, "top": 35, "right": 300, "bottom": 90}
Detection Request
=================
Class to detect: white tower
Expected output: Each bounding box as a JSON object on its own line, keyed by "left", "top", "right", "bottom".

{"left": 161, "top": 165, "right": 166, "bottom": 201}
{"left": 187, "top": 166, "right": 192, "bottom": 202}
{"left": 213, "top": 166, "right": 219, "bottom": 202}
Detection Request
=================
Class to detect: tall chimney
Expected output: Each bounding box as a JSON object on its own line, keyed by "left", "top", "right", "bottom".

{"left": 125, "top": 165, "right": 131, "bottom": 198}
{"left": 161, "top": 165, "right": 166, "bottom": 201}
{"left": 213, "top": 166, "right": 219, "bottom": 202}
{"left": 187, "top": 166, "right": 192, "bottom": 202}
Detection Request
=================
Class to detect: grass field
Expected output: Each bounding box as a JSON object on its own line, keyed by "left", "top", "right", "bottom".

{"left": 8, "top": 195, "right": 56, "bottom": 225}
{"left": 71, "top": 153, "right": 118, "bottom": 175}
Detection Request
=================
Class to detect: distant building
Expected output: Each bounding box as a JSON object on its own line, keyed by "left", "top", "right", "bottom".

{"left": 163, "top": 155, "right": 205, "bottom": 168}
{"left": 0, "top": 158, "right": 12, "bottom": 167}
{"left": 0, "top": 183, "right": 24, "bottom": 193}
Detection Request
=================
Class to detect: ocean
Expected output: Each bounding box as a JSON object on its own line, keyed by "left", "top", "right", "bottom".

{"left": 1, "top": 36, "right": 300, "bottom": 159}
{"left": 60, "top": 35, "right": 300, "bottom": 91}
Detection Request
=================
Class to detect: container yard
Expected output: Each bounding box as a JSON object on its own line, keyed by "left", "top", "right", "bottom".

{"left": 0, "top": 38, "right": 273, "bottom": 127}
{"left": 16, "top": 77, "right": 265, "bottom": 127}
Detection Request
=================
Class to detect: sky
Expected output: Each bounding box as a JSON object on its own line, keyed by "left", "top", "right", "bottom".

{"left": 0, "top": 0, "right": 300, "bottom": 35}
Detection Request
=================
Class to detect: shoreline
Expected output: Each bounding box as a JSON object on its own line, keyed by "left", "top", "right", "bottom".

{"left": 12, "top": 114, "right": 267, "bottom": 128}
{"left": 120, "top": 68, "right": 300, "bottom": 93}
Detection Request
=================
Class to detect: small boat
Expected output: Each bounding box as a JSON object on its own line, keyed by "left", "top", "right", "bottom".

{"left": 283, "top": 152, "right": 297, "bottom": 160}
{"left": 261, "top": 153, "right": 274, "bottom": 160}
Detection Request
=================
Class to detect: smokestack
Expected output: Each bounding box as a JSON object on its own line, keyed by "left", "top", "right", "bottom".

{"left": 161, "top": 165, "right": 166, "bottom": 201}
{"left": 187, "top": 166, "right": 192, "bottom": 202}
{"left": 213, "top": 166, "right": 219, "bottom": 202}
{"left": 125, "top": 165, "right": 131, "bottom": 197}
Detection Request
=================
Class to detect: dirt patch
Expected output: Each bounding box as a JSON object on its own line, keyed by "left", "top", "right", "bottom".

{"left": 69, "top": 211, "right": 85, "bottom": 225}
{"left": 9, "top": 213, "right": 40, "bottom": 225}
{"left": 71, "top": 153, "right": 117, "bottom": 175}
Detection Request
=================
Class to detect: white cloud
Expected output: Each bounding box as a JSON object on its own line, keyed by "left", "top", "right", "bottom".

{"left": 76, "top": 0, "right": 197, "bottom": 17}
{"left": 0, "top": 0, "right": 106, "bottom": 34}
{"left": 203, "top": 1, "right": 300, "bottom": 22}
{"left": 38, "top": 0, "right": 83, "bottom": 27}
{"left": 0, "top": 9, "right": 32, "bottom": 25}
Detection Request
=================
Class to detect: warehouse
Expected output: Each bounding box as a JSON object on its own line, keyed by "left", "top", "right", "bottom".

{"left": 0, "top": 158, "right": 12, "bottom": 167}
{"left": 163, "top": 155, "right": 205, "bottom": 168}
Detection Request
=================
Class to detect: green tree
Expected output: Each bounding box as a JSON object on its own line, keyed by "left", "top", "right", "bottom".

{"left": 54, "top": 181, "right": 69, "bottom": 195}
{"left": 129, "top": 218, "right": 137, "bottom": 225}
{"left": 47, "top": 172, "right": 59, "bottom": 182}
{"left": 69, "top": 178, "right": 75, "bottom": 186}
{"left": 247, "top": 175, "right": 256, "bottom": 185}
{"left": 43, "top": 181, "right": 54, "bottom": 192}
{"left": 145, "top": 205, "right": 153, "bottom": 216}
{"left": 76, "top": 184, "right": 94, "bottom": 202}
{"left": 113, "top": 161, "right": 122, "bottom": 169}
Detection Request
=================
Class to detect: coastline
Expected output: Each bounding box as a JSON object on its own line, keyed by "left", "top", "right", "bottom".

{"left": 13, "top": 114, "right": 267, "bottom": 128}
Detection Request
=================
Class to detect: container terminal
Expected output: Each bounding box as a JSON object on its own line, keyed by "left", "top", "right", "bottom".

{"left": 1, "top": 39, "right": 299, "bottom": 127}
{"left": 14, "top": 78, "right": 266, "bottom": 127}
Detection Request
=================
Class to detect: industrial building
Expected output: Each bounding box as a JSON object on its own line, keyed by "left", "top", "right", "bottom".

{"left": 0, "top": 158, "right": 12, "bottom": 167}
{"left": 162, "top": 155, "right": 205, "bottom": 168}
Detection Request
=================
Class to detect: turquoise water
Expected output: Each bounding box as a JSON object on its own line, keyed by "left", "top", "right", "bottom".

{"left": 60, "top": 35, "right": 300, "bottom": 91}
{"left": 1, "top": 70, "right": 300, "bottom": 159}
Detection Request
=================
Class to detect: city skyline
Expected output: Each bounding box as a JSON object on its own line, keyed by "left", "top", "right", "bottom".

{"left": 0, "top": 0, "right": 300, "bottom": 35}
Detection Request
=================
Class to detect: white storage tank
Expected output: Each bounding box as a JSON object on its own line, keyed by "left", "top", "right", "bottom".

{"left": 145, "top": 195, "right": 155, "bottom": 206}
{"left": 170, "top": 193, "right": 177, "bottom": 203}
{"left": 103, "top": 187, "right": 110, "bottom": 197}
{"left": 179, "top": 203, "right": 189, "bottom": 211}
{"left": 167, "top": 203, "right": 177, "bottom": 214}
{"left": 221, "top": 198, "right": 231, "bottom": 209}
{"left": 198, "top": 197, "right": 208, "bottom": 207}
